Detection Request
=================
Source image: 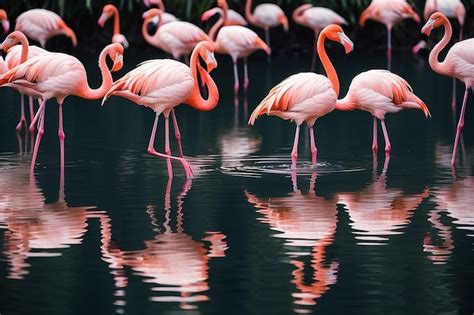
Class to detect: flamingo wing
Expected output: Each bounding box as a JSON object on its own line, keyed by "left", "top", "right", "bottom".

{"left": 16, "top": 9, "right": 62, "bottom": 34}
{"left": 104, "top": 59, "right": 194, "bottom": 109}
{"left": 446, "top": 39, "right": 474, "bottom": 83}
{"left": 161, "top": 22, "right": 210, "bottom": 46}
{"left": 217, "top": 26, "right": 270, "bottom": 55}
{"left": 249, "top": 73, "right": 336, "bottom": 124}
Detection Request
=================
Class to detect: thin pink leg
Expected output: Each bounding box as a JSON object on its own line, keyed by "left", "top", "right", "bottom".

{"left": 291, "top": 124, "right": 300, "bottom": 170}
{"left": 451, "top": 87, "right": 469, "bottom": 165}
{"left": 28, "top": 96, "right": 35, "bottom": 132}
{"left": 372, "top": 117, "right": 378, "bottom": 153}
{"left": 387, "top": 27, "right": 392, "bottom": 71}
{"left": 380, "top": 119, "right": 391, "bottom": 154}
{"left": 58, "top": 103, "right": 65, "bottom": 176}
{"left": 171, "top": 109, "right": 184, "bottom": 158}
{"left": 451, "top": 78, "right": 457, "bottom": 111}
{"left": 147, "top": 113, "right": 193, "bottom": 178}
{"left": 243, "top": 58, "right": 249, "bottom": 92}
{"left": 309, "top": 126, "right": 317, "bottom": 165}
{"left": 30, "top": 100, "right": 46, "bottom": 176}
{"left": 29, "top": 100, "right": 45, "bottom": 132}
{"left": 164, "top": 115, "right": 171, "bottom": 156}
{"left": 233, "top": 61, "right": 239, "bottom": 95}
{"left": 16, "top": 95, "right": 26, "bottom": 133}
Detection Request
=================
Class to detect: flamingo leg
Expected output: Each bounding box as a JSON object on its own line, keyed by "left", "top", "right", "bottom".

{"left": 310, "top": 31, "right": 319, "bottom": 72}
{"left": 171, "top": 109, "right": 184, "bottom": 158}
{"left": 451, "top": 87, "right": 469, "bottom": 165}
{"left": 451, "top": 77, "right": 457, "bottom": 111}
{"left": 58, "top": 103, "right": 65, "bottom": 175}
{"left": 16, "top": 95, "right": 27, "bottom": 133}
{"left": 28, "top": 96, "right": 35, "bottom": 133}
{"left": 380, "top": 119, "right": 391, "bottom": 154}
{"left": 30, "top": 99, "right": 46, "bottom": 176}
{"left": 243, "top": 57, "right": 249, "bottom": 92}
{"left": 309, "top": 126, "right": 317, "bottom": 165}
{"left": 372, "top": 117, "right": 378, "bottom": 153}
{"left": 264, "top": 27, "right": 271, "bottom": 63}
{"left": 387, "top": 27, "right": 392, "bottom": 71}
{"left": 29, "top": 100, "right": 46, "bottom": 132}
{"left": 291, "top": 124, "right": 300, "bottom": 170}
{"left": 233, "top": 60, "right": 239, "bottom": 94}
{"left": 147, "top": 113, "right": 193, "bottom": 178}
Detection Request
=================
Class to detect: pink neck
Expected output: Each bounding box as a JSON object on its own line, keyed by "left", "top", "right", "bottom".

{"left": 429, "top": 16, "right": 452, "bottom": 76}
{"left": 245, "top": 0, "right": 258, "bottom": 25}
{"left": 80, "top": 46, "right": 113, "bottom": 100}
{"left": 142, "top": 15, "right": 159, "bottom": 45}
{"left": 292, "top": 5, "right": 308, "bottom": 26}
{"left": 111, "top": 7, "right": 121, "bottom": 35}
{"left": 209, "top": 3, "right": 228, "bottom": 40}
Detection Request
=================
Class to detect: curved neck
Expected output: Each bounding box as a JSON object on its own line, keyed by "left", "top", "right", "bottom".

{"left": 317, "top": 32, "right": 339, "bottom": 96}
{"left": 185, "top": 51, "right": 219, "bottom": 111}
{"left": 142, "top": 16, "right": 158, "bottom": 44}
{"left": 80, "top": 47, "right": 113, "bottom": 100}
{"left": 292, "top": 6, "right": 307, "bottom": 25}
{"left": 429, "top": 17, "right": 452, "bottom": 76}
{"left": 157, "top": 1, "right": 165, "bottom": 12}
{"left": 111, "top": 7, "right": 121, "bottom": 35}
{"left": 17, "top": 34, "right": 29, "bottom": 64}
{"left": 209, "top": 5, "right": 227, "bottom": 40}
{"left": 245, "top": 0, "right": 258, "bottom": 25}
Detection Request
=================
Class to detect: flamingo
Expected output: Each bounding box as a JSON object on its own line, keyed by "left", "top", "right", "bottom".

{"left": 15, "top": 9, "right": 77, "bottom": 48}
{"left": 245, "top": 0, "right": 288, "bottom": 54}
{"left": 422, "top": 12, "right": 474, "bottom": 165}
{"left": 0, "top": 31, "right": 48, "bottom": 133}
{"left": 102, "top": 41, "right": 219, "bottom": 179}
{"left": 203, "top": 0, "right": 270, "bottom": 96}
{"left": 336, "top": 70, "right": 430, "bottom": 154}
{"left": 359, "top": 0, "right": 420, "bottom": 64}
{"left": 202, "top": 6, "right": 247, "bottom": 26}
{"left": 0, "top": 43, "right": 124, "bottom": 175}
{"left": 142, "top": 9, "right": 210, "bottom": 62}
{"left": 248, "top": 24, "right": 353, "bottom": 169}
{"left": 98, "top": 4, "right": 129, "bottom": 49}
{"left": 424, "top": 0, "right": 465, "bottom": 40}
{"left": 143, "top": 0, "right": 178, "bottom": 24}
{"left": 0, "top": 9, "right": 9, "bottom": 33}
{"left": 292, "top": 4, "right": 348, "bottom": 70}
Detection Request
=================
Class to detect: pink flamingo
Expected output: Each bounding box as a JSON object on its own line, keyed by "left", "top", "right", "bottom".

{"left": 143, "top": 0, "right": 178, "bottom": 24}
{"left": 0, "top": 43, "right": 124, "bottom": 175}
{"left": 202, "top": 6, "right": 247, "bottom": 26}
{"left": 98, "top": 4, "right": 129, "bottom": 49}
{"left": 422, "top": 12, "right": 474, "bottom": 165}
{"left": 293, "top": 4, "right": 348, "bottom": 70}
{"left": 142, "top": 9, "right": 210, "bottom": 62}
{"left": 102, "top": 41, "right": 219, "bottom": 178}
{"left": 0, "top": 9, "right": 10, "bottom": 33}
{"left": 204, "top": 0, "right": 270, "bottom": 96}
{"left": 0, "top": 31, "right": 48, "bottom": 133}
{"left": 336, "top": 70, "right": 430, "bottom": 154}
{"left": 424, "top": 0, "right": 465, "bottom": 40}
{"left": 15, "top": 9, "right": 77, "bottom": 48}
{"left": 359, "top": 0, "right": 420, "bottom": 63}
{"left": 249, "top": 25, "right": 353, "bottom": 169}
{"left": 245, "top": 0, "right": 288, "bottom": 51}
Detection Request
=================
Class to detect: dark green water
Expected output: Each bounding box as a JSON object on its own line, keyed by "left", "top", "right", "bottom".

{"left": 0, "top": 49, "right": 473, "bottom": 315}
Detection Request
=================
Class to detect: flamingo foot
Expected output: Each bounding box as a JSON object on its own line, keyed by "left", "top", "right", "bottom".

{"left": 147, "top": 148, "right": 193, "bottom": 178}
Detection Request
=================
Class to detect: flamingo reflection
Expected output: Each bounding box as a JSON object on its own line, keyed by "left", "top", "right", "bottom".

{"left": 100, "top": 176, "right": 228, "bottom": 311}
{"left": 246, "top": 172, "right": 338, "bottom": 312}
{"left": 338, "top": 157, "right": 429, "bottom": 245}
{"left": 0, "top": 159, "right": 101, "bottom": 279}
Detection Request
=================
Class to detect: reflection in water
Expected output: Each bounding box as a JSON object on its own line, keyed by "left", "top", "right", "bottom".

{"left": 219, "top": 127, "right": 261, "bottom": 173}
{"left": 338, "top": 158, "right": 429, "bottom": 245}
{"left": 246, "top": 172, "right": 338, "bottom": 313}
{"left": 100, "top": 177, "right": 228, "bottom": 311}
{"left": 0, "top": 157, "right": 100, "bottom": 279}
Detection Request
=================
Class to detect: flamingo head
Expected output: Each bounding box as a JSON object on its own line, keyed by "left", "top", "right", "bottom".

{"left": 108, "top": 43, "right": 124, "bottom": 72}
{"left": 201, "top": 8, "right": 218, "bottom": 22}
{"left": 0, "top": 31, "right": 25, "bottom": 52}
{"left": 197, "top": 41, "right": 217, "bottom": 73}
{"left": 0, "top": 9, "right": 9, "bottom": 33}
{"left": 323, "top": 24, "right": 353, "bottom": 54}
{"left": 142, "top": 8, "right": 161, "bottom": 20}
{"left": 98, "top": 4, "right": 117, "bottom": 27}
{"left": 422, "top": 12, "right": 446, "bottom": 36}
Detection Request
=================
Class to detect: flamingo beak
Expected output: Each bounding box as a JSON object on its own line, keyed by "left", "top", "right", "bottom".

{"left": 206, "top": 52, "right": 217, "bottom": 72}
{"left": 112, "top": 54, "right": 123, "bottom": 72}
{"left": 1, "top": 20, "right": 9, "bottom": 33}
{"left": 338, "top": 32, "right": 354, "bottom": 54}
{"left": 421, "top": 19, "right": 435, "bottom": 36}
{"left": 98, "top": 13, "right": 108, "bottom": 27}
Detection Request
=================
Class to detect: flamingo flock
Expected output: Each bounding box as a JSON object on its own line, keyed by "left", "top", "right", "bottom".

{"left": 0, "top": 0, "right": 472, "bottom": 180}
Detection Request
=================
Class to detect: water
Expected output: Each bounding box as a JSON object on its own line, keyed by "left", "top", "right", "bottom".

{"left": 0, "top": 49, "right": 473, "bottom": 315}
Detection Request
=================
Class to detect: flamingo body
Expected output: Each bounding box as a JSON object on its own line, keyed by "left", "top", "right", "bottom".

{"left": 294, "top": 6, "right": 347, "bottom": 31}
{"left": 15, "top": 9, "right": 77, "bottom": 48}
{"left": 252, "top": 4, "right": 287, "bottom": 29}
{"left": 215, "top": 25, "right": 269, "bottom": 61}
{"left": 360, "top": 0, "right": 420, "bottom": 28}
{"left": 443, "top": 39, "right": 474, "bottom": 87}
{"left": 203, "top": 7, "right": 247, "bottom": 26}
{"left": 424, "top": 0, "right": 465, "bottom": 26}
